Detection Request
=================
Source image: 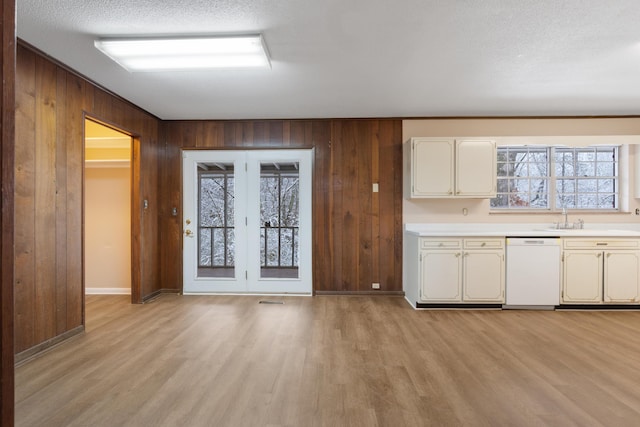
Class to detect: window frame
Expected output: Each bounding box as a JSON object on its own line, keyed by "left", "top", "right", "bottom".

{"left": 491, "top": 145, "right": 620, "bottom": 212}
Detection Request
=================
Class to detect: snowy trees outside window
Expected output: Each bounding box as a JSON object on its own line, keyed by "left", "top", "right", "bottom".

{"left": 196, "top": 162, "right": 300, "bottom": 278}
{"left": 260, "top": 163, "right": 300, "bottom": 276}
{"left": 491, "top": 146, "right": 618, "bottom": 210}
{"left": 492, "top": 146, "right": 549, "bottom": 209}
{"left": 198, "top": 166, "right": 235, "bottom": 273}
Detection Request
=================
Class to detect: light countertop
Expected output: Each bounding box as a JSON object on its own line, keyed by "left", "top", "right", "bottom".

{"left": 405, "top": 223, "right": 640, "bottom": 238}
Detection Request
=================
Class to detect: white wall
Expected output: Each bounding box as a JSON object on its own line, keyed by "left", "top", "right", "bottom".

{"left": 85, "top": 165, "right": 131, "bottom": 294}
{"left": 403, "top": 117, "right": 640, "bottom": 226}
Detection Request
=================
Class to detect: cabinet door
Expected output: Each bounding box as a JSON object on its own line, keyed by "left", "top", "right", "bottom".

{"left": 456, "top": 139, "right": 496, "bottom": 197}
{"left": 420, "top": 250, "right": 462, "bottom": 301}
{"left": 604, "top": 250, "right": 640, "bottom": 303}
{"left": 411, "top": 138, "right": 454, "bottom": 197}
{"left": 463, "top": 250, "right": 505, "bottom": 302}
{"left": 562, "top": 251, "right": 602, "bottom": 303}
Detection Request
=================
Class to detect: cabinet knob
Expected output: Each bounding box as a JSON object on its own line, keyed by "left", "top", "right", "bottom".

{"left": 597, "top": 253, "right": 602, "bottom": 258}
{"left": 481, "top": 242, "right": 486, "bottom": 247}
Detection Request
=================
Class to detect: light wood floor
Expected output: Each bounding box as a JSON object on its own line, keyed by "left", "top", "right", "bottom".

{"left": 15, "top": 295, "right": 640, "bottom": 426}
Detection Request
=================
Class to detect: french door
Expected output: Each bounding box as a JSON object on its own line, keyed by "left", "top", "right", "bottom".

{"left": 182, "top": 149, "right": 313, "bottom": 294}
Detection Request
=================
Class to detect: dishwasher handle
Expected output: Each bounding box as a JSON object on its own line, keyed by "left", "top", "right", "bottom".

{"left": 507, "top": 238, "right": 561, "bottom": 246}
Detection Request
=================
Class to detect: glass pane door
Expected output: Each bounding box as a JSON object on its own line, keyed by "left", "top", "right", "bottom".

{"left": 198, "top": 164, "right": 235, "bottom": 278}
{"left": 260, "top": 162, "right": 299, "bottom": 279}
{"left": 183, "top": 149, "right": 312, "bottom": 294}
{"left": 183, "top": 151, "right": 247, "bottom": 293}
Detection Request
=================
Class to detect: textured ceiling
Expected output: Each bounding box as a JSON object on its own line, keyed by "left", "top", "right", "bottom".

{"left": 16, "top": 0, "right": 640, "bottom": 120}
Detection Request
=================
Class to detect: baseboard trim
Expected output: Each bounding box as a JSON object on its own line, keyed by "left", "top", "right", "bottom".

{"left": 557, "top": 304, "right": 640, "bottom": 310}
{"left": 314, "top": 291, "right": 405, "bottom": 296}
{"left": 15, "top": 325, "right": 85, "bottom": 366}
{"left": 142, "top": 289, "right": 404, "bottom": 297}
{"left": 144, "top": 289, "right": 404, "bottom": 298}
{"left": 415, "top": 303, "right": 503, "bottom": 309}
{"left": 85, "top": 287, "right": 131, "bottom": 295}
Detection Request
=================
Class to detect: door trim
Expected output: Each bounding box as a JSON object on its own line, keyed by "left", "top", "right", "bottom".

{"left": 83, "top": 115, "right": 141, "bottom": 304}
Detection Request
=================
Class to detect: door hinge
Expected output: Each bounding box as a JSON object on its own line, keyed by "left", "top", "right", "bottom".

{"left": 246, "top": 271, "right": 248, "bottom": 280}
{"left": 245, "top": 162, "right": 248, "bottom": 171}
{"left": 245, "top": 217, "right": 248, "bottom": 226}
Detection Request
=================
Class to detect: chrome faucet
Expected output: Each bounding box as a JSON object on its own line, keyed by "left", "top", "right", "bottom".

{"left": 555, "top": 208, "right": 584, "bottom": 229}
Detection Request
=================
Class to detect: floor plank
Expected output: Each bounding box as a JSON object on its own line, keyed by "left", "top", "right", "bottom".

{"left": 15, "top": 296, "right": 640, "bottom": 426}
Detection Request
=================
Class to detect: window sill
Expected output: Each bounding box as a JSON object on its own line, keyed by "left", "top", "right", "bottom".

{"left": 489, "top": 210, "right": 630, "bottom": 215}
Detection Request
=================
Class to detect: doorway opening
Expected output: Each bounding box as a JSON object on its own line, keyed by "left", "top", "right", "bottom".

{"left": 84, "top": 119, "right": 132, "bottom": 296}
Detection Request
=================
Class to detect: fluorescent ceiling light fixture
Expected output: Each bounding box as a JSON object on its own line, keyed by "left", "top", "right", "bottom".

{"left": 94, "top": 35, "right": 271, "bottom": 72}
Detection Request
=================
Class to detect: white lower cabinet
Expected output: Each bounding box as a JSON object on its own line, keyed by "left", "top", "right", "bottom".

{"left": 419, "top": 238, "right": 505, "bottom": 303}
{"left": 463, "top": 250, "right": 505, "bottom": 301}
{"left": 563, "top": 251, "right": 603, "bottom": 303}
{"left": 421, "top": 249, "right": 462, "bottom": 301}
{"left": 404, "top": 231, "right": 640, "bottom": 308}
{"left": 562, "top": 239, "right": 640, "bottom": 304}
{"left": 604, "top": 251, "right": 640, "bottom": 302}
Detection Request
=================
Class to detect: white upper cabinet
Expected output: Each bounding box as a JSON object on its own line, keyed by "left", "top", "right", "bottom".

{"left": 455, "top": 139, "right": 497, "bottom": 197}
{"left": 407, "top": 137, "right": 496, "bottom": 198}
{"left": 411, "top": 138, "right": 454, "bottom": 196}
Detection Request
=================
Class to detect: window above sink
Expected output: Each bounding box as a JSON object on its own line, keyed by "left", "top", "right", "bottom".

{"left": 491, "top": 145, "right": 620, "bottom": 212}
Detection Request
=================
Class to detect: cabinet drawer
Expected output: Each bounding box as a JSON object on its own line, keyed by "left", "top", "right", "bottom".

{"left": 563, "top": 239, "right": 640, "bottom": 250}
{"left": 464, "top": 238, "right": 504, "bottom": 249}
{"left": 420, "top": 239, "right": 461, "bottom": 249}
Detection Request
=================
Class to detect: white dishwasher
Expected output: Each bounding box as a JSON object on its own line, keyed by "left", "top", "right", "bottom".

{"left": 505, "top": 238, "right": 561, "bottom": 309}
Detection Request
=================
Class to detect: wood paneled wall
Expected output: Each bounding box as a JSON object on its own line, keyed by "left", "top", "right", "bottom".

{"left": 1, "top": 0, "right": 15, "bottom": 423}
{"left": 159, "top": 119, "right": 403, "bottom": 293}
{"left": 328, "top": 121, "right": 403, "bottom": 292}
{"left": 14, "top": 43, "right": 162, "bottom": 356}
{"left": 13, "top": 43, "right": 403, "bottom": 360}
